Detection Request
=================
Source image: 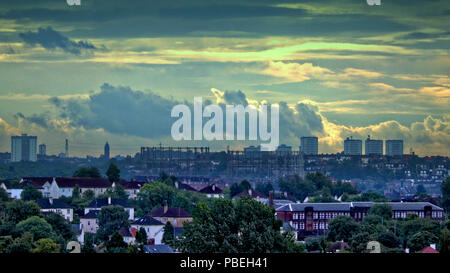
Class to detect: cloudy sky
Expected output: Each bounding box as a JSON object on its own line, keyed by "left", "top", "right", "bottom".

{"left": 0, "top": 0, "right": 448, "bottom": 157}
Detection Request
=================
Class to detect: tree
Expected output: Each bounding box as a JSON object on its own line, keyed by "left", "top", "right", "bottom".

{"left": 440, "top": 229, "right": 449, "bottom": 253}
{"left": 256, "top": 183, "right": 274, "bottom": 197}
{"left": 16, "top": 216, "right": 56, "bottom": 241}
{"left": 43, "top": 212, "right": 75, "bottom": 242}
{"left": 408, "top": 231, "right": 438, "bottom": 253}
{"left": 20, "top": 185, "right": 42, "bottom": 201}
{"left": 73, "top": 166, "right": 101, "bottom": 178}
{"left": 377, "top": 231, "right": 400, "bottom": 249}
{"left": 162, "top": 222, "right": 174, "bottom": 245}
{"left": 368, "top": 204, "right": 392, "bottom": 221}
{"left": 135, "top": 227, "right": 148, "bottom": 245}
{"left": 305, "top": 236, "right": 321, "bottom": 252}
{"left": 72, "top": 185, "right": 81, "bottom": 200}
{"left": 327, "top": 216, "right": 359, "bottom": 242}
{"left": 82, "top": 233, "right": 97, "bottom": 253}
{"left": 175, "top": 197, "right": 295, "bottom": 253}
{"left": 0, "top": 187, "right": 9, "bottom": 202}
{"left": 6, "top": 232, "right": 33, "bottom": 253}
{"left": 442, "top": 177, "right": 450, "bottom": 212}
{"left": 6, "top": 200, "right": 40, "bottom": 224}
{"left": 350, "top": 232, "right": 373, "bottom": 253}
{"left": 33, "top": 238, "right": 60, "bottom": 253}
{"left": 106, "top": 162, "right": 121, "bottom": 182}
{"left": 399, "top": 217, "right": 440, "bottom": 247}
{"left": 106, "top": 232, "right": 128, "bottom": 253}
{"left": 97, "top": 205, "right": 129, "bottom": 241}
{"left": 137, "top": 182, "right": 176, "bottom": 212}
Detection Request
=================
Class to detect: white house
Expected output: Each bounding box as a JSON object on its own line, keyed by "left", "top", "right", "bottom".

{"left": 85, "top": 197, "right": 134, "bottom": 220}
{"left": 37, "top": 198, "right": 74, "bottom": 222}
{"left": 131, "top": 215, "right": 165, "bottom": 245}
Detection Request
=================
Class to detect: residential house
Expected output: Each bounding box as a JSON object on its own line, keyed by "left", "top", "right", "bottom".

{"left": 233, "top": 189, "right": 268, "bottom": 203}
{"left": 199, "top": 184, "right": 224, "bottom": 198}
{"left": 37, "top": 198, "right": 73, "bottom": 222}
{"left": 149, "top": 206, "right": 192, "bottom": 228}
{"left": 131, "top": 215, "right": 165, "bottom": 245}
{"left": 119, "top": 227, "right": 135, "bottom": 245}
{"left": 21, "top": 177, "right": 112, "bottom": 198}
{"left": 85, "top": 197, "right": 135, "bottom": 220}
{"left": 80, "top": 210, "right": 100, "bottom": 234}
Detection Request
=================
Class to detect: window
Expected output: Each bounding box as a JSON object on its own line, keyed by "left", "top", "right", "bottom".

{"left": 313, "top": 222, "right": 318, "bottom": 230}
{"left": 313, "top": 212, "right": 318, "bottom": 219}
{"left": 293, "top": 213, "right": 298, "bottom": 220}
{"left": 299, "top": 212, "right": 305, "bottom": 219}
{"left": 320, "top": 212, "right": 325, "bottom": 219}
{"left": 299, "top": 222, "right": 305, "bottom": 230}
{"left": 293, "top": 222, "right": 298, "bottom": 230}
{"left": 319, "top": 222, "right": 325, "bottom": 230}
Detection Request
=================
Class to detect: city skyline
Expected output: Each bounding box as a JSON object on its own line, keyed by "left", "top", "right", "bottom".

{"left": 0, "top": 0, "right": 448, "bottom": 157}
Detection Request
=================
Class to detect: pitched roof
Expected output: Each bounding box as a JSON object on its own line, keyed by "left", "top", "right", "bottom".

{"left": 80, "top": 210, "right": 100, "bottom": 219}
{"left": 37, "top": 198, "right": 71, "bottom": 209}
{"left": 149, "top": 207, "right": 192, "bottom": 218}
{"left": 86, "top": 198, "right": 131, "bottom": 208}
{"left": 22, "top": 177, "right": 112, "bottom": 188}
{"left": 144, "top": 244, "right": 176, "bottom": 253}
{"left": 234, "top": 189, "right": 267, "bottom": 199}
{"left": 199, "top": 184, "right": 223, "bottom": 194}
{"left": 175, "top": 182, "right": 197, "bottom": 192}
{"left": 117, "top": 180, "right": 145, "bottom": 190}
{"left": 420, "top": 246, "right": 439, "bottom": 253}
{"left": 132, "top": 215, "right": 164, "bottom": 226}
{"left": 276, "top": 202, "right": 444, "bottom": 212}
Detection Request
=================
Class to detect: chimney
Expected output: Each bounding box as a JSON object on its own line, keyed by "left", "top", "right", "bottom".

{"left": 269, "top": 191, "right": 274, "bottom": 207}
{"left": 108, "top": 196, "right": 112, "bottom": 205}
{"left": 163, "top": 204, "right": 168, "bottom": 214}
{"left": 212, "top": 184, "right": 216, "bottom": 191}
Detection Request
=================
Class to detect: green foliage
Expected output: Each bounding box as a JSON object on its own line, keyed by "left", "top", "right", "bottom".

{"left": 73, "top": 166, "right": 101, "bottom": 178}
{"left": 305, "top": 236, "right": 321, "bottom": 252}
{"left": 20, "top": 185, "right": 43, "bottom": 201}
{"left": 135, "top": 227, "right": 148, "bottom": 245}
{"left": 255, "top": 183, "right": 274, "bottom": 197}
{"left": 327, "top": 216, "right": 359, "bottom": 242}
{"left": 106, "top": 162, "right": 121, "bottom": 182}
{"left": 407, "top": 231, "right": 438, "bottom": 253}
{"left": 5, "top": 200, "right": 40, "bottom": 224}
{"left": 439, "top": 228, "right": 449, "bottom": 253}
{"left": 16, "top": 216, "right": 56, "bottom": 241}
{"left": 5, "top": 232, "right": 34, "bottom": 253}
{"left": 106, "top": 232, "right": 128, "bottom": 252}
{"left": 368, "top": 204, "right": 392, "bottom": 221}
{"left": 43, "top": 212, "right": 76, "bottom": 244}
{"left": 175, "top": 197, "right": 295, "bottom": 253}
{"left": 377, "top": 231, "right": 400, "bottom": 249}
{"left": 162, "top": 221, "right": 174, "bottom": 245}
{"left": 33, "top": 238, "right": 60, "bottom": 253}
{"left": 82, "top": 233, "right": 97, "bottom": 253}
{"left": 100, "top": 184, "right": 128, "bottom": 200}
{"left": 97, "top": 205, "right": 129, "bottom": 241}
{"left": 442, "top": 177, "right": 450, "bottom": 212}
{"left": 0, "top": 187, "right": 9, "bottom": 202}
{"left": 350, "top": 232, "right": 374, "bottom": 253}
{"left": 399, "top": 217, "right": 440, "bottom": 247}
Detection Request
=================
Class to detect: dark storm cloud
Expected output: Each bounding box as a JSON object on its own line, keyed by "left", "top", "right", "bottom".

{"left": 50, "top": 83, "right": 180, "bottom": 139}
{"left": 14, "top": 112, "right": 51, "bottom": 129}
{"left": 19, "top": 27, "right": 98, "bottom": 54}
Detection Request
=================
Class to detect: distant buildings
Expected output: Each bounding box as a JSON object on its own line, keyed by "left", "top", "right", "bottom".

{"left": 104, "top": 142, "right": 110, "bottom": 159}
{"left": 386, "top": 140, "right": 404, "bottom": 156}
{"left": 11, "top": 134, "right": 37, "bottom": 162}
{"left": 344, "top": 137, "right": 362, "bottom": 155}
{"left": 65, "top": 139, "right": 69, "bottom": 158}
{"left": 38, "top": 144, "right": 46, "bottom": 156}
{"left": 300, "top": 136, "right": 318, "bottom": 155}
{"left": 365, "top": 135, "right": 383, "bottom": 155}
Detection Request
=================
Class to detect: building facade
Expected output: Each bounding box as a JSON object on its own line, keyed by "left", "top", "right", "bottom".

{"left": 344, "top": 137, "right": 362, "bottom": 155}
{"left": 11, "top": 134, "right": 37, "bottom": 162}
{"left": 365, "top": 135, "right": 383, "bottom": 155}
{"left": 276, "top": 202, "right": 445, "bottom": 239}
{"left": 386, "top": 140, "right": 404, "bottom": 156}
{"left": 300, "top": 137, "right": 318, "bottom": 155}
{"left": 38, "top": 144, "right": 46, "bottom": 156}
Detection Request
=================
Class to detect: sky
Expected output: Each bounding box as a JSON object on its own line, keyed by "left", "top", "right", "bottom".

{"left": 0, "top": 0, "right": 448, "bottom": 157}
